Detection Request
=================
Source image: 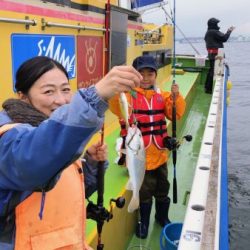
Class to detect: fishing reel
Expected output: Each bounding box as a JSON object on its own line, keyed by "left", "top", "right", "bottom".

{"left": 86, "top": 196, "right": 125, "bottom": 223}
{"left": 163, "top": 135, "right": 192, "bottom": 151}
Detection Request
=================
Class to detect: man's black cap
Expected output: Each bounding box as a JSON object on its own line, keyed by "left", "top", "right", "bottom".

{"left": 132, "top": 55, "right": 158, "bottom": 72}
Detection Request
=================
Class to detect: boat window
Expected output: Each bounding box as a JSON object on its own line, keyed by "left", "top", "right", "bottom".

{"left": 110, "top": 10, "right": 128, "bottom": 67}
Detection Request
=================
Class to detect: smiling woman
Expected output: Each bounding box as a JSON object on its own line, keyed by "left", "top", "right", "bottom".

{"left": 15, "top": 57, "right": 72, "bottom": 116}
{"left": 0, "top": 55, "right": 142, "bottom": 250}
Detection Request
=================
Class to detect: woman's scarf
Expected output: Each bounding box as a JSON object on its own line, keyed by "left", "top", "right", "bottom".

{"left": 2, "top": 99, "right": 48, "bottom": 126}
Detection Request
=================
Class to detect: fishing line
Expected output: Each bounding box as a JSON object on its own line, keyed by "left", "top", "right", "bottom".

{"left": 129, "top": 19, "right": 149, "bottom": 248}
{"left": 172, "top": 0, "right": 176, "bottom": 81}
{"left": 161, "top": 3, "right": 201, "bottom": 55}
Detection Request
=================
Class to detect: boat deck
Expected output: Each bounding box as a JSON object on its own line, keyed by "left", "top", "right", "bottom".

{"left": 86, "top": 71, "right": 212, "bottom": 250}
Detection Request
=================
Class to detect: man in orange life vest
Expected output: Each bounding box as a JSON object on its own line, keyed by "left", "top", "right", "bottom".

{"left": 204, "top": 18, "right": 235, "bottom": 94}
{"left": 109, "top": 55, "right": 186, "bottom": 239}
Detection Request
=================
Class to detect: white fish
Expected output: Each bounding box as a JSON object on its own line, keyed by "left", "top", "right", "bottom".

{"left": 125, "top": 125, "right": 145, "bottom": 213}
{"left": 119, "top": 92, "right": 129, "bottom": 127}
{"left": 115, "top": 137, "right": 123, "bottom": 164}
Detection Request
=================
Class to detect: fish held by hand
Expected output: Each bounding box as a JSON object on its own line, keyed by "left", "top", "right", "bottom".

{"left": 125, "top": 125, "right": 145, "bottom": 213}
{"left": 119, "top": 92, "right": 129, "bottom": 127}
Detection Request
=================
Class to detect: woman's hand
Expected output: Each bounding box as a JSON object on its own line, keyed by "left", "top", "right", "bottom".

{"left": 95, "top": 66, "right": 142, "bottom": 100}
{"left": 86, "top": 141, "right": 108, "bottom": 162}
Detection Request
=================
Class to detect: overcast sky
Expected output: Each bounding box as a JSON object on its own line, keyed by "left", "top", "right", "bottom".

{"left": 141, "top": 0, "right": 250, "bottom": 38}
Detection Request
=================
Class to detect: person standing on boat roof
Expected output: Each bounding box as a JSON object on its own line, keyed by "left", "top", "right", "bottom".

{"left": 109, "top": 55, "right": 186, "bottom": 239}
{"left": 0, "top": 56, "right": 142, "bottom": 250}
{"left": 204, "top": 17, "right": 235, "bottom": 94}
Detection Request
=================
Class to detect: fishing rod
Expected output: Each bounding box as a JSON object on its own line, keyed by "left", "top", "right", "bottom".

{"left": 86, "top": 1, "right": 125, "bottom": 249}
{"left": 172, "top": 0, "right": 178, "bottom": 204}
{"left": 96, "top": 128, "right": 106, "bottom": 250}
{"left": 86, "top": 128, "right": 125, "bottom": 250}
{"left": 161, "top": 4, "right": 201, "bottom": 55}
{"left": 169, "top": 0, "right": 193, "bottom": 204}
{"left": 96, "top": 0, "right": 111, "bottom": 246}
{"left": 138, "top": 1, "right": 201, "bottom": 55}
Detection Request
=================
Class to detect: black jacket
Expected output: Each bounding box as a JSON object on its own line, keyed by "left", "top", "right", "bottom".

{"left": 204, "top": 29, "right": 232, "bottom": 49}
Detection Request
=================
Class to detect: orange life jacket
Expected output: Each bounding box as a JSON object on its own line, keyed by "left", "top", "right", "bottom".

{"left": 0, "top": 124, "right": 92, "bottom": 250}
{"left": 129, "top": 92, "right": 168, "bottom": 149}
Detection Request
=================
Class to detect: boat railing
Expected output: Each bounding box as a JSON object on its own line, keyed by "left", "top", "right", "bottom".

{"left": 178, "top": 49, "right": 227, "bottom": 250}
{"left": 41, "top": 18, "right": 106, "bottom": 32}
{"left": 0, "top": 16, "right": 37, "bottom": 29}
{"left": 0, "top": 16, "right": 106, "bottom": 32}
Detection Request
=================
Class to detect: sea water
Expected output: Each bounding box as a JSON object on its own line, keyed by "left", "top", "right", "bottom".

{"left": 176, "top": 41, "right": 250, "bottom": 250}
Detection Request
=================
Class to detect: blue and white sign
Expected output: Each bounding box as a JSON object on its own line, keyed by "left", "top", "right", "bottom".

{"left": 131, "top": 0, "right": 163, "bottom": 9}
{"left": 11, "top": 34, "right": 76, "bottom": 88}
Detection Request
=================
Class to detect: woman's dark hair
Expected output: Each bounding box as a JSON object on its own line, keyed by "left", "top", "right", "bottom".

{"left": 15, "top": 56, "right": 69, "bottom": 94}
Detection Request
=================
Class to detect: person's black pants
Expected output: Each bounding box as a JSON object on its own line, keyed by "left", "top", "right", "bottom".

{"left": 139, "top": 163, "right": 169, "bottom": 203}
{"left": 205, "top": 53, "right": 217, "bottom": 93}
